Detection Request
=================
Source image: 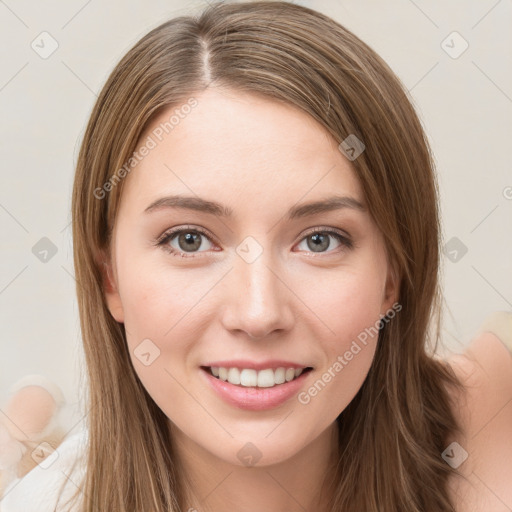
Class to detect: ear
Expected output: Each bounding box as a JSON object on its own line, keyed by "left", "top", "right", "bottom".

{"left": 97, "top": 249, "right": 125, "bottom": 324}
{"left": 381, "top": 258, "right": 400, "bottom": 315}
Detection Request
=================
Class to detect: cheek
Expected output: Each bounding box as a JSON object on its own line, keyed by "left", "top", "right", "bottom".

{"left": 116, "top": 257, "right": 215, "bottom": 395}
{"left": 118, "top": 254, "right": 210, "bottom": 340}
{"left": 300, "top": 262, "right": 385, "bottom": 344}
{"left": 116, "top": 264, "right": 198, "bottom": 422}
{"left": 295, "top": 263, "right": 384, "bottom": 411}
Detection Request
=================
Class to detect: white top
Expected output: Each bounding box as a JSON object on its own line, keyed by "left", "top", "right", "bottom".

{"left": 0, "top": 428, "right": 87, "bottom": 512}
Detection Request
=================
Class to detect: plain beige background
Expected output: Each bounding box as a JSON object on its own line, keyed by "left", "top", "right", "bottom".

{"left": 0, "top": 0, "right": 511, "bottom": 425}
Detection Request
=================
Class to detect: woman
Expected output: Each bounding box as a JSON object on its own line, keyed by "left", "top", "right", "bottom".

{"left": 2, "top": 2, "right": 511, "bottom": 511}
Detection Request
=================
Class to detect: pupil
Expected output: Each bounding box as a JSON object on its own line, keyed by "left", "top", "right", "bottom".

{"left": 309, "top": 233, "right": 328, "bottom": 252}
{"left": 179, "top": 232, "right": 201, "bottom": 251}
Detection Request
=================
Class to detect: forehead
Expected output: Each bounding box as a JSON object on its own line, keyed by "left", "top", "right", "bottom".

{"left": 120, "top": 87, "right": 363, "bottom": 215}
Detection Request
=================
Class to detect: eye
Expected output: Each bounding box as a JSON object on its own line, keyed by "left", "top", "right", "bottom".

{"left": 156, "top": 226, "right": 215, "bottom": 258}
{"left": 295, "top": 228, "right": 353, "bottom": 254}
{"left": 155, "top": 225, "right": 354, "bottom": 258}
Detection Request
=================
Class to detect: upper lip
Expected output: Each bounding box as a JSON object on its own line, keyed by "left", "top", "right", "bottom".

{"left": 201, "top": 360, "right": 313, "bottom": 371}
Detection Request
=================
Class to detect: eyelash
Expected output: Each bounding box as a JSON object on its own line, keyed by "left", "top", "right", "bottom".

{"left": 154, "top": 225, "right": 354, "bottom": 259}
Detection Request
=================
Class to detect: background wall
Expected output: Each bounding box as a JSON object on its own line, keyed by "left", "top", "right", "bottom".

{"left": 1, "top": 0, "right": 511, "bottom": 424}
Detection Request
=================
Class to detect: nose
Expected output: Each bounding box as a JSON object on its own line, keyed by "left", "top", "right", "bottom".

{"left": 220, "top": 250, "right": 295, "bottom": 340}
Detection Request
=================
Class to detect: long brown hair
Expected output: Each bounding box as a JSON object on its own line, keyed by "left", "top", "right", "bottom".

{"left": 68, "top": 1, "right": 466, "bottom": 510}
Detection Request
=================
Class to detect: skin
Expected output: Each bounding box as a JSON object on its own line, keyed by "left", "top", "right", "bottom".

{"left": 445, "top": 331, "right": 512, "bottom": 510}
{"left": 102, "top": 87, "right": 398, "bottom": 511}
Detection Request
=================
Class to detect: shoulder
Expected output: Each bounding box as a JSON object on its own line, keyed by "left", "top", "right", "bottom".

{"left": 444, "top": 326, "right": 512, "bottom": 511}
{"left": 0, "top": 427, "right": 87, "bottom": 512}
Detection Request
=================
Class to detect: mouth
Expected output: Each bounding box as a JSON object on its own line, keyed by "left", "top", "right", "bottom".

{"left": 200, "top": 365, "right": 314, "bottom": 388}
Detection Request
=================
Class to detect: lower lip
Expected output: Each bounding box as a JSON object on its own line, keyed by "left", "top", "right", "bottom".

{"left": 200, "top": 367, "right": 312, "bottom": 411}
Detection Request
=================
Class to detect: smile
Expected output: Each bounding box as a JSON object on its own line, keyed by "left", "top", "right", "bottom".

{"left": 203, "top": 366, "right": 314, "bottom": 388}
{"left": 200, "top": 365, "right": 314, "bottom": 411}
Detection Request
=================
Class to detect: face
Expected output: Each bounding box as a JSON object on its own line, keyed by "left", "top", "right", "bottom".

{"left": 102, "top": 87, "right": 397, "bottom": 467}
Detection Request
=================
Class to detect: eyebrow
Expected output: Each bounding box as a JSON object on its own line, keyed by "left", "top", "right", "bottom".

{"left": 144, "top": 194, "right": 366, "bottom": 220}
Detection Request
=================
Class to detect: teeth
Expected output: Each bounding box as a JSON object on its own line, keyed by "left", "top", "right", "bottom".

{"left": 227, "top": 367, "right": 241, "bottom": 385}
{"left": 274, "top": 367, "right": 285, "bottom": 384}
{"left": 209, "top": 366, "right": 306, "bottom": 387}
{"left": 257, "top": 369, "right": 275, "bottom": 388}
{"left": 218, "top": 367, "right": 228, "bottom": 381}
{"left": 240, "top": 368, "right": 257, "bottom": 387}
